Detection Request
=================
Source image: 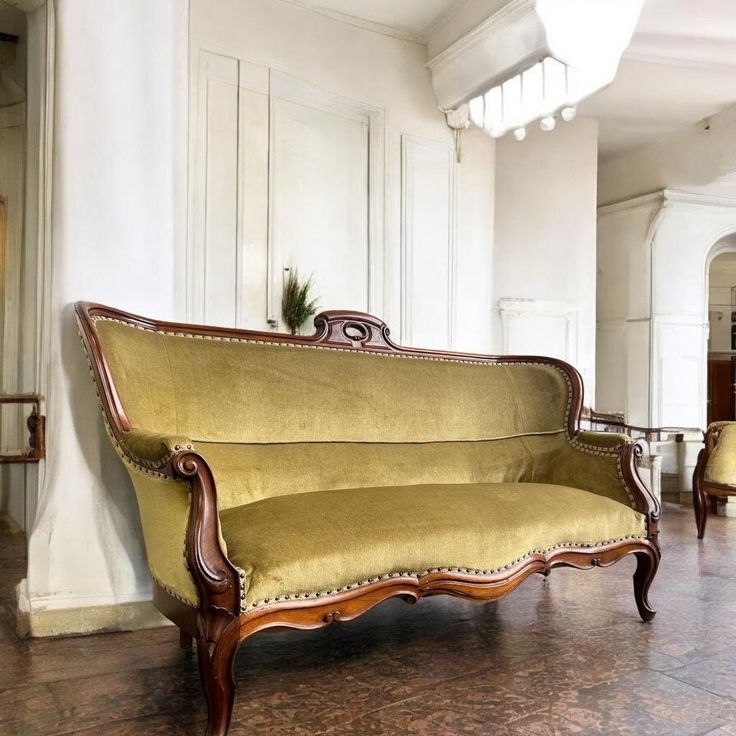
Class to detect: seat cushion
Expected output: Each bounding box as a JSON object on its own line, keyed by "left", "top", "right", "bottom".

{"left": 219, "top": 482, "right": 646, "bottom": 609}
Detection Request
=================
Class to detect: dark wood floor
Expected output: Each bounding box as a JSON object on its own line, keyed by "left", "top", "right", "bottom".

{"left": 2, "top": 503, "right": 736, "bottom": 735}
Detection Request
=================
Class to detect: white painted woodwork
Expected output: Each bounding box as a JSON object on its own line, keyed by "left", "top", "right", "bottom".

{"left": 498, "top": 299, "right": 578, "bottom": 364}
{"left": 190, "top": 53, "right": 388, "bottom": 331}
{"left": 400, "top": 135, "right": 455, "bottom": 349}
{"left": 191, "top": 52, "right": 239, "bottom": 326}
{"left": 597, "top": 189, "right": 736, "bottom": 431}
{"left": 269, "top": 96, "right": 369, "bottom": 316}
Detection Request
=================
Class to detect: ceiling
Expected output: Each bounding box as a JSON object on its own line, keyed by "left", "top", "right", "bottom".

{"left": 581, "top": 0, "right": 736, "bottom": 158}
{"left": 289, "top": 0, "right": 466, "bottom": 41}
{"left": 291, "top": 0, "right": 736, "bottom": 159}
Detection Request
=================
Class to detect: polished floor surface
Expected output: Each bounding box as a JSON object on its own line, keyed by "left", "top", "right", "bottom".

{"left": 2, "top": 502, "right": 736, "bottom": 735}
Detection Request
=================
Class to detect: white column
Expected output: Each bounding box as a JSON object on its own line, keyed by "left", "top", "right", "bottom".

{"left": 19, "top": 0, "right": 188, "bottom": 635}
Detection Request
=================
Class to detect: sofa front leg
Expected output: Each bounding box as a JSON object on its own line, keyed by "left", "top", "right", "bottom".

{"left": 633, "top": 548, "right": 659, "bottom": 622}
{"left": 197, "top": 628, "right": 240, "bottom": 736}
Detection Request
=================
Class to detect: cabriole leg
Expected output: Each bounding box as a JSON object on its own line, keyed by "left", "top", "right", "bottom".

{"left": 633, "top": 549, "right": 658, "bottom": 622}
{"left": 197, "top": 630, "right": 240, "bottom": 736}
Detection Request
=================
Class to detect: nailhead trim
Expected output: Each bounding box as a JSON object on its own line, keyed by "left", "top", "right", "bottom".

{"left": 245, "top": 535, "right": 647, "bottom": 610}
{"left": 150, "top": 571, "right": 198, "bottom": 609}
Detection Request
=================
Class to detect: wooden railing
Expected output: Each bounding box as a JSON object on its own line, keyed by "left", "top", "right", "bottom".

{"left": 581, "top": 408, "right": 703, "bottom": 443}
{"left": 0, "top": 394, "right": 45, "bottom": 463}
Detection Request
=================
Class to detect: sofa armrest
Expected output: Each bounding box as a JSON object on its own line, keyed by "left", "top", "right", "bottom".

{"left": 545, "top": 432, "right": 660, "bottom": 521}
{"left": 120, "top": 429, "right": 194, "bottom": 469}
{"left": 118, "top": 432, "right": 245, "bottom": 618}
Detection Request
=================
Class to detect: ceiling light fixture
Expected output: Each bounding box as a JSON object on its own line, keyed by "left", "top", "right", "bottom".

{"left": 429, "top": 0, "right": 644, "bottom": 142}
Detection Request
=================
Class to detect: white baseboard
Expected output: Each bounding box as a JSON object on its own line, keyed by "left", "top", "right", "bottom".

{"left": 16, "top": 579, "right": 172, "bottom": 638}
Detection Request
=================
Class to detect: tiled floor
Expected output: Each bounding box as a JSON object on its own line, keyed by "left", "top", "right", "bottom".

{"left": 2, "top": 503, "right": 736, "bottom": 735}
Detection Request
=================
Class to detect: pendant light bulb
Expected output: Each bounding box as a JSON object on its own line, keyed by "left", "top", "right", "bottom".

{"left": 513, "top": 127, "right": 527, "bottom": 142}
{"left": 540, "top": 116, "right": 556, "bottom": 132}
{"left": 560, "top": 106, "right": 577, "bottom": 122}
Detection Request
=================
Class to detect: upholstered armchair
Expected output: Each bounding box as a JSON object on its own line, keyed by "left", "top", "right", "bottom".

{"left": 693, "top": 422, "right": 736, "bottom": 538}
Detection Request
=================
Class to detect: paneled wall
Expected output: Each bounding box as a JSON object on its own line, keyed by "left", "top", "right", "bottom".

{"left": 492, "top": 119, "right": 599, "bottom": 394}
{"left": 188, "top": 0, "right": 493, "bottom": 351}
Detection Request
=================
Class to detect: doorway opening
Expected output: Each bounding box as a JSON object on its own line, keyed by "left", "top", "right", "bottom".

{"left": 706, "top": 246, "right": 736, "bottom": 425}
{"left": 0, "top": 0, "right": 50, "bottom": 540}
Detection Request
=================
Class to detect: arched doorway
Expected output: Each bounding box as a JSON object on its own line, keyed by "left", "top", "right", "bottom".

{"left": 705, "top": 240, "right": 736, "bottom": 424}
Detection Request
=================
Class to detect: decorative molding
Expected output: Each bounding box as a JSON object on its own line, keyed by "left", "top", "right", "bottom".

{"left": 188, "top": 51, "right": 385, "bottom": 329}
{"left": 497, "top": 298, "right": 578, "bottom": 365}
{"left": 278, "top": 0, "right": 427, "bottom": 45}
{"left": 266, "top": 69, "right": 385, "bottom": 324}
{"left": 624, "top": 33, "right": 736, "bottom": 73}
{"left": 400, "top": 134, "right": 456, "bottom": 349}
{"left": 599, "top": 189, "right": 736, "bottom": 216}
{"left": 426, "top": 0, "right": 535, "bottom": 74}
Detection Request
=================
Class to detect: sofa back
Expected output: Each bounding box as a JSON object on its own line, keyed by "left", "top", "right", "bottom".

{"left": 78, "top": 306, "right": 582, "bottom": 506}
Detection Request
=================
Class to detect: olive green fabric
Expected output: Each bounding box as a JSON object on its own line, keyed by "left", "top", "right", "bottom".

{"left": 95, "top": 320, "right": 570, "bottom": 444}
{"left": 219, "top": 482, "right": 647, "bottom": 606}
{"left": 705, "top": 423, "right": 736, "bottom": 487}
{"left": 545, "top": 433, "right": 634, "bottom": 508}
{"left": 575, "top": 431, "right": 632, "bottom": 449}
{"left": 123, "top": 429, "right": 192, "bottom": 466}
{"left": 195, "top": 434, "right": 566, "bottom": 509}
{"left": 116, "top": 429, "right": 636, "bottom": 512}
{"left": 126, "top": 465, "right": 199, "bottom": 607}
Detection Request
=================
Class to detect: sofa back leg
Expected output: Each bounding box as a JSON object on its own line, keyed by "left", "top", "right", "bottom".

{"left": 692, "top": 449, "right": 709, "bottom": 539}
{"left": 180, "top": 629, "right": 193, "bottom": 650}
{"left": 197, "top": 627, "right": 240, "bottom": 736}
{"left": 633, "top": 548, "right": 659, "bottom": 622}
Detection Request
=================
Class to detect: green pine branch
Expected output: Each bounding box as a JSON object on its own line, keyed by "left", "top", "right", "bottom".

{"left": 281, "top": 268, "right": 319, "bottom": 335}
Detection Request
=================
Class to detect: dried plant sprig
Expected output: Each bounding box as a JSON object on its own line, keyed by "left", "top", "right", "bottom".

{"left": 281, "top": 268, "right": 319, "bottom": 335}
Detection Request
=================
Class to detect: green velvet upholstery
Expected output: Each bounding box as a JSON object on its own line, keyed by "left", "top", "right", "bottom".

{"left": 705, "top": 423, "right": 736, "bottom": 487}
{"left": 94, "top": 318, "right": 645, "bottom": 610}
{"left": 96, "top": 320, "right": 570, "bottom": 443}
{"left": 220, "top": 482, "right": 646, "bottom": 607}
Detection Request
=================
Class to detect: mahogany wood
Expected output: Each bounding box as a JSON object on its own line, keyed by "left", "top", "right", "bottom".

{"left": 74, "top": 302, "right": 661, "bottom": 736}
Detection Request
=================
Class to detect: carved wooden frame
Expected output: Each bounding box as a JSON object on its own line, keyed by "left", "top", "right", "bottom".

{"left": 693, "top": 424, "right": 736, "bottom": 538}
{"left": 75, "top": 302, "right": 660, "bottom": 736}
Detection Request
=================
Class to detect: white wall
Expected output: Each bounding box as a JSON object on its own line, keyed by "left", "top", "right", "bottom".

{"left": 21, "top": 0, "right": 188, "bottom": 632}
{"left": 188, "top": 0, "right": 495, "bottom": 352}
{"left": 492, "top": 118, "right": 599, "bottom": 399}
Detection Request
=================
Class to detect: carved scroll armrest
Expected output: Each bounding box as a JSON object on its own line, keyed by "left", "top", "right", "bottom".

{"left": 120, "top": 432, "right": 245, "bottom": 622}
{"left": 545, "top": 432, "right": 660, "bottom": 523}
{"left": 120, "top": 429, "right": 194, "bottom": 471}
{"left": 170, "top": 451, "right": 246, "bottom": 632}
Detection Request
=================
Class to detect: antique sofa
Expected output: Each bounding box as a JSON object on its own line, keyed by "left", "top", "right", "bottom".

{"left": 75, "top": 302, "right": 661, "bottom": 736}
{"left": 693, "top": 422, "right": 736, "bottom": 538}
